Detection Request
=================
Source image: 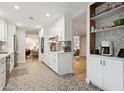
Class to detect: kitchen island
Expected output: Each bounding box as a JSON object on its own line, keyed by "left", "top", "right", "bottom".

{"left": 41, "top": 51, "right": 73, "bottom": 75}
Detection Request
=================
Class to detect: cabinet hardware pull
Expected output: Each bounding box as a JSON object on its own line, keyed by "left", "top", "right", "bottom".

{"left": 100, "top": 60, "right": 102, "bottom": 65}
{"left": 2, "top": 61, "right": 5, "bottom": 64}
{"left": 103, "top": 60, "right": 105, "bottom": 66}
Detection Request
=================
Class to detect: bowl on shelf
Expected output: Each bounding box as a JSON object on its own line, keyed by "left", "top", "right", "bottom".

{"left": 114, "top": 19, "right": 124, "bottom": 26}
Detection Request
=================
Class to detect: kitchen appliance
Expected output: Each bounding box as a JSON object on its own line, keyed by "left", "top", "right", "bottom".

{"left": 6, "top": 55, "right": 11, "bottom": 84}
{"left": 94, "top": 49, "right": 100, "bottom": 54}
{"left": 101, "top": 41, "right": 114, "bottom": 56}
{"left": 14, "top": 34, "right": 18, "bottom": 67}
{"left": 117, "top": 48, "right": 124, "bottom": 58}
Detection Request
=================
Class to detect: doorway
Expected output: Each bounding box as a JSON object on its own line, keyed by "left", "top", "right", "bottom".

{"left": 25, "top": 33, "right": 39, "bottom": 63}
{"left": 73, "top": 36, "right": 86, "bottom": 80}
{"left": 72, "top": 12, "right": 87, "bottom": 80}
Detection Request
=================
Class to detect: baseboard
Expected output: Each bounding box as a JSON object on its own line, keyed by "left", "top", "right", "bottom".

{"left": 86, "top": 78, "right": 90, "bottom": 84}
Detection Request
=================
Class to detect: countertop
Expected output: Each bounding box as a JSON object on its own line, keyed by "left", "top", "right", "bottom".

{"left": 90, "top": 54, "right": 124, "bottom": 61}
{"left": 0, "top": 51, "right": 14, "bottom": 60}
{"left": 50, "top": 51, "right": 71, "bottom": 53}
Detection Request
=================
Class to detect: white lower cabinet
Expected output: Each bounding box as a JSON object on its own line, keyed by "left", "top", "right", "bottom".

{"left": 49, "top": 53, "right": 58, "bottom": 73}
{"left": 104, "top": 59, "right": 123, "bottom": 91}
{"left": 90, "top": 57, "right": 104, "bottom": 88}
{"left": 90, "top": 55, "right": 124, "bottom": 91}
{"left": 0, "top": 57, "right": 6, "bottom": 90}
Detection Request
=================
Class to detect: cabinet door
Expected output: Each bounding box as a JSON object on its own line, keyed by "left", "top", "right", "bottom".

{"left": 0, "top": 19, "right": 7, "bottom": 42}
{"left": 104, "top": 59, "right": 123, "bottom": 91}
{"left": 52, "top": 54, "right": 58, "bottom": 73}
{"left": 58, "top": 17, "right": 65, "bottom": 41}
{"left": 90, "top": 56, "right": 104, "bottom": 88}
{"left": 3, "top": 20, "right": 7, "bottom": 42}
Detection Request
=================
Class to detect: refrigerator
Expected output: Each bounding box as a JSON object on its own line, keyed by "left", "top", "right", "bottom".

{"left": 14, "top": 34, "right": 18, "bottom": 67}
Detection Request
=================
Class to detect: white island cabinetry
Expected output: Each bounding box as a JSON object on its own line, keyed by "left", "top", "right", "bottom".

{"left": 49, "top": 52, "right": 72, "bottom": 75}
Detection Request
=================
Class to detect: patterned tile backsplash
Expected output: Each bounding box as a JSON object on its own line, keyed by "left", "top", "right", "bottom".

{"left": 95, "top": 29, "right": 124, "bottom": 56}
{"left": 95, "top": 3, "right": 124, "bottom": 56}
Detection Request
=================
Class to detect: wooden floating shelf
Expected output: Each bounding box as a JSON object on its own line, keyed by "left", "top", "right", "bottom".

{"left": 90, "top": 25, "right": 124, "bottom": 33}
{"left": 90, "top": 5, "right": 124, "bottom": 20}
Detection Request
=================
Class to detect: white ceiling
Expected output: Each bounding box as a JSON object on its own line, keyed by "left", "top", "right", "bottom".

{"left": 0, "top": 2, "right": 89, "bottom": 34}
{"left": 72, "top": 11, "right": 87, "bottom": 36}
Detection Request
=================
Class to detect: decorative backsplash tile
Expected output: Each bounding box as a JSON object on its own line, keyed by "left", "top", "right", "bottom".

{"left": 95, "top": 3, "right": 124, "bottom": 56}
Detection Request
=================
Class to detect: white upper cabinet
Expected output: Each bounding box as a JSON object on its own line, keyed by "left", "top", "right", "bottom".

{"left": 0, "top": 18, "right": 8, "bottom": 42}
{"left": 58, "top": 15, "right": 72, "bottom": 41}
{"left": 57, "top": 16, "right": 65, "bottom": 41}
{"left": 48, "top": 14, "right": 72, "bottom": 41}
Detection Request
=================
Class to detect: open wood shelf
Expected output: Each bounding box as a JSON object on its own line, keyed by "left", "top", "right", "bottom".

{"left": 90, "top": 25, "right": 124, "bottom": 33}
{"left": 90, "top": 5, "right": 124, "bottom": 20}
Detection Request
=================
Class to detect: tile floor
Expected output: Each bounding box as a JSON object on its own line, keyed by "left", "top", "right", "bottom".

{"left": 4, "top": 56, "right": 100, "bottom": 91}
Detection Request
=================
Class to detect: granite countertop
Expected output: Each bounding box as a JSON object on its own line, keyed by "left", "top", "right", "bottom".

{"left": 0, "top": 51, "right": 14, "bottom": 60}
{"left": 50, "top": 51, "right": 71, "bottom": 53}
{"left": 90, "top": 54, "right": 124, "bottom": 61}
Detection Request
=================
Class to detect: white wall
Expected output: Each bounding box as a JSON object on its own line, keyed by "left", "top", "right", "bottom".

{"left": 38, "top": 28, "right": 44, "bottom": 62}
{"left": 16, "top": 28, "right": 26, "bottom": 63}
{"left": 25, "top": 35, "right": 38, "bottom": 50}
{"left": 86, "top": 3, "right": 92, "bottom": 83}
{"left": 7, "top": 23, "right": 16, "bottom": 52}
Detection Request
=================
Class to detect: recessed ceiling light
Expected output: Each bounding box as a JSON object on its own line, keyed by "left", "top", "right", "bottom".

{"left": 46, "top": 13, "right": 50, "bottom": 17}
{"left": 36, "top": 25, "right": 41, "bottom": 29}
{"left": 29, "top": 16, "right": 34, "bottom": 20}
{"left": 16, "top": 23, "right": 22, "bottom": 26}
{"left": 14, "top": 5, "right": 20, "bottom": 10}
{"left": 0, "top": 11, "right": 2, "bottom": 15}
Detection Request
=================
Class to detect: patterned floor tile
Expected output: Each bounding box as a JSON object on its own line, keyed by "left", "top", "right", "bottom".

{"left": 4, "top": 60, "right": 100, "bottom": 91}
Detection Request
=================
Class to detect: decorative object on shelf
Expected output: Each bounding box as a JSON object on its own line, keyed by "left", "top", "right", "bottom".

{"left": 62, "top": 41, "right": 71, "bottom": 52}
{"left": 114, "top": 18, "right": 124, "bottom": 26}
{"left": 90, "top": 3, "right": 124, "bottom": 20}
{"left": 106, "top": 2, "right": 112, "bottom": 11}
{"left": 117, "top": 48, "right": 124, "bottom": 58}
{"left": 62, "top": 45, "right": 71, "bottom": 52}
{"left": 94, "top": 28, "right": 98, "bottom": 32}
{"left": 91, "top": 26, "right": 95, "bottom": 32}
